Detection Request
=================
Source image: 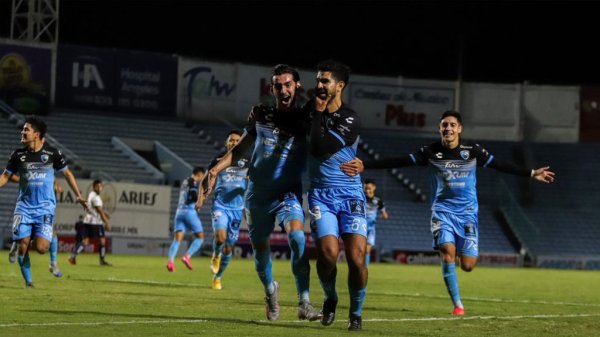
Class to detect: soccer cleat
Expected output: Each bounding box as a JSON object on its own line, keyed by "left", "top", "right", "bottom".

{"left": 100, "top": 260, "right": 112, "bottom": 266}
{"left": 68, "top": 256, "right": 76, "bottom": 265}
{"left": 49, "top": 264, "right": 63, "bottom": 277}
{"left": 452, "top": 306, "right": 465, "bottom": 315}
{"left": 210, "top": 253, "right": 221, "bottom": 274}
{"left": 298, "top": 300, "right": 322, "bottom": 321}
{"left": 264, "top": 281, "right": 280, "bottom": 321}
{"left": 167, "top": 260, "right": 175, "bottom": 272}
{"left": 8, "top": 242, "right": 18, "bottom": 263}
{"left": 347, "top": 314, "right": 362, "bottom": 331}
{"left": 212, "top": 276, "right": 222, "bottom": 290}
{"left": 25, "top": 282, "right": 35, "bottom": 288}
{"left": 320, "top": 297, "right": 338, "bottom": 326}
{"left": 182, "top": 255, "right": 193, "bottom": 270}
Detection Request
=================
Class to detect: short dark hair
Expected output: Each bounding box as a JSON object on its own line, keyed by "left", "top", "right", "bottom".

{"left": 440, "top": 110, "right": 462, "bottom": 124}
{"left": 271, "top": 64, "right": 300, "bottom": 83}
{"left": 24, "top": 115, "right": 47, "bottom": 139}
{"left": 193, "top": 166, "right": 205, "bottom": 175}
{"left": 364, "top": 178, "right": 376, "bottom": 185}
{"left": 93, "top": 180, "right": 103, "bottom": 186}
{"left": 227, "top": 130, "right": 242, "bottom": 138}
{"left": 317, "top": 59, "right": 350, "bottom": 84}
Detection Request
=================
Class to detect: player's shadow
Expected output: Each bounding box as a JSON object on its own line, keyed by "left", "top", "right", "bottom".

{"left": 23, "top": 309, "right": 326, "bottom": 330}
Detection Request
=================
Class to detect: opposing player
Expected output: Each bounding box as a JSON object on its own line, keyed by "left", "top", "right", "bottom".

{"left": 166, "top": 167, "right": 205, "bottom": 272}
{"left": 0, "top": 115, "right": 87, "bottom": 287}
{"left": 206, "top": 130, "right": 249, "bottom": 290}
{"left": 342, "top": 110, "right": 555, "bottom": 315}
{"left": 363, "top": 179, "right": 388, "bottom": 265}
{"left": 69, "top": 179, "right": 112, "bottom": 266}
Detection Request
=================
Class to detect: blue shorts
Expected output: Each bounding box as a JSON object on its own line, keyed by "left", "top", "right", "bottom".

{"left": 174, "top": 209, "right": 203, "bottom": 234}
{"left": 367, "top": 221, "right": 376, "bottom": 246}
{"left": 12, "top": 213, "right": 54, "bottom": 242}
{"left": 212, "top": 207, "right": 243, "bottom": 246}
{"left": 308, "top": 186, "right": 367, "bottom": 239}
{"left": 245, "top": 191, "right": 304, "bottom": 243}
{"left": 431, "top": 210, "right": 479, "bottom": 257}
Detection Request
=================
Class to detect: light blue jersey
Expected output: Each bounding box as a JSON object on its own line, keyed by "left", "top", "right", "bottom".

{"left": 308, "top": 105, "right": 367, "bottom": 238}
{"left": 174, "top": 176, "right": 203, "bottom": 233}
{"left": 210, "top": 151, "right": 249, "bottom": 211}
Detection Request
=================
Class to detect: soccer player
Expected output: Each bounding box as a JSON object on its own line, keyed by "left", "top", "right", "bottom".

{"left": 341, "top": 110, "right": 555, "bottom": 315}
{"left": 69, "top": 179, "right": 112, "bottom": 266}
{"left": 307, "top": 59, "right": 368, "bottom": 331}
{"left": 203, "top": 64, "right": 321, "bottom": 321}
{"left": 8, "top": 177, "right": 64, "bottom": 277}
{"left": 206, "top": 130, "right": 249, "bottom": 290}
{"left": 0, "top": 115, "right": 87, "bottom": 287}
{"left": 363, "top": 178, "right": 389, "bottom": 265}
{"left": 165, "top": 167, "right": 205, "bottom": 272}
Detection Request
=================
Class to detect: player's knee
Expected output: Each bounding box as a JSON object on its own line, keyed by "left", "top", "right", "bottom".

{"left": 461, "top": 264, "right": 475, "bottom": 272}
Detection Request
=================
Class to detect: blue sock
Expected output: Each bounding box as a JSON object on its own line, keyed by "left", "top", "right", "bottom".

{"left": 168, "top": 240, "right": 180, "bottom": 261}
{"left": 254, "top": 248, "right": 273, "bottom": 293}
{"left": 442, "top": 261, "right": 463, "bottom": 308}
{"left": 365, "top": 253, "right": 371, "bottom": 266}
{"left": 18, "top": 255, "right": 33, "bottom": 284}
{"left": 215, "top": 252, "right": 232, "bottom": 278}
{"left": 320, "top": 276, "right": 337, "bottom": 302}
{"left": 288, "top": 230, "right": 310, "bottom": 301}
{"left": 349, "top": 286, "right": 367, "bottom": 317}
{"left": 213, "top": 240, "right": 223, "bottom": 256}
{"left": 49, "top": 235, "right": 58, "bottom": 265}
{"left": 186, "top": 238, "right": 203, "bottom": 257}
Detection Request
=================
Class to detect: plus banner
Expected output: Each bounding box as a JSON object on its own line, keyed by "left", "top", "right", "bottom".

{"left": 55, "top": 44, "right": 177, "bottom": 115}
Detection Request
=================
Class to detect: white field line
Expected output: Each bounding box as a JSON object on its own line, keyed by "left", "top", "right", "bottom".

{"left": 2, "top": 313, "right": 600, "bottom": 328}
{"left": 376, "top": 291, "right": 600, "bottom": 308}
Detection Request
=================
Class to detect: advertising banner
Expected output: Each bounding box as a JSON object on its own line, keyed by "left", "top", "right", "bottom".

{"left": 0, "top": 41, "right": 51, "bottom": 114}
{"left": 56, "top": 44, "right": 177, "bottom": 115}
{"left": 54, "top": 179, "right": 171, "bottom": 239}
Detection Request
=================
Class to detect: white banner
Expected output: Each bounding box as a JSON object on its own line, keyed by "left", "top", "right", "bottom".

{"left": 54, "top": 179, "right": 172, "bottom": 238}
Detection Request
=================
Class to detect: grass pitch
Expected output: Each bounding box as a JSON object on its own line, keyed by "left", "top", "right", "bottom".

{"left": 1, "top": 253, "right": 599, "bottom": 336}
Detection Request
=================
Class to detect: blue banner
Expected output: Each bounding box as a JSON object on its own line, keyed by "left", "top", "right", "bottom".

{"left": 0, "top": 42, "right": 51, "bottom": 114}
{"left": 56, "top": 44, "right": 177, "bottom": 115}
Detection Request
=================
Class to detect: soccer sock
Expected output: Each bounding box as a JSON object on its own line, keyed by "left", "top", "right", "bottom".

{"left": 319, "top": 274, "right": 338, "bottom": 302}
{"left": 365, "top": 253, "right": 371, "bottom": 266}
{"left": 254, "top": 249, "right": 274, "bottom": 294}
{"left": 99, "top": 244, "right": 106, "bottom": 261}
{"left": 442, "top": 261, "right": 463, "bottom": 308}
{"left": 18, "top": 254, "right": 33, "bottom": 284}
{"left": 213, "top": 240, "right": 223, "bottom": 257}
{"left": 49, "top": 234, "right": 58, "bottom": 265}
{"left": 186, "top": 238, "right": 203, "bottom": 257}
{"left": 288, "top": 230, "right": 310, "bottom": 302}
{"left": 71, "top": 241, "right": 82, "bottom": 257}
{"left": 168, "top": 240, "right": 180, "bottom": 261}
{"left": 349, "top": 286, "right": 367, "bottom": 317}
{"left": 215, "top": 252, "right": 232, "bottom": 278}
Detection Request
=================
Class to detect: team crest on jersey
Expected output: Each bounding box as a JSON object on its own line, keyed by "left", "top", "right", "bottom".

{"left": 460, "top": 150, "right": 470, "bottom": 160}
{"left": 349, "top": 199, "right": 365, "bottom": 215}
{"left": 41, "top": 154, "right": 49, "bottom": 163}
{"left": 237, "top": 158, "right": 247, "bottom": 168}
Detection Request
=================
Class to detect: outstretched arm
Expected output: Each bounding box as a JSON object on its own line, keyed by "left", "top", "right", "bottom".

{"left": 0, "top": 171, "right": 11, "bottom": 188}
{"left": 488, "top": 159, "right": 555, "bottom": 183}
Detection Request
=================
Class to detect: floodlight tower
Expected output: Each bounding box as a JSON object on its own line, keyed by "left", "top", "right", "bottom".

{"left": 10, "top": 0, "right": 59, "bottom": 44}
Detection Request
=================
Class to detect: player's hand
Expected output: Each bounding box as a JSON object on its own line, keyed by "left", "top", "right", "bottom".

{"left": 340, "top": 158, "right": 364, "bottom": 176}
{"left": 77, "top": 197, "right": 89, "bottom": 211}
{"left": 104, "top": 223, "right": 111, "bottom": 232}
{"left": 532, "top": 166, "right": 555, "bottom": 183}
{"left": 249, "top": 104, "right": 268, "bottom": 123}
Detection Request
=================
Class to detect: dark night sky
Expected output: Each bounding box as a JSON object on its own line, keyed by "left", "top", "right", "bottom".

{"left": 2, "top": 0, "right": 600, "bottom": 85}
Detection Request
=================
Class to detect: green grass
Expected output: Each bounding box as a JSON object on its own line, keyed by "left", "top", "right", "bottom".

{"left": 1, "top": 253, "right": 600, "bottom": 336}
